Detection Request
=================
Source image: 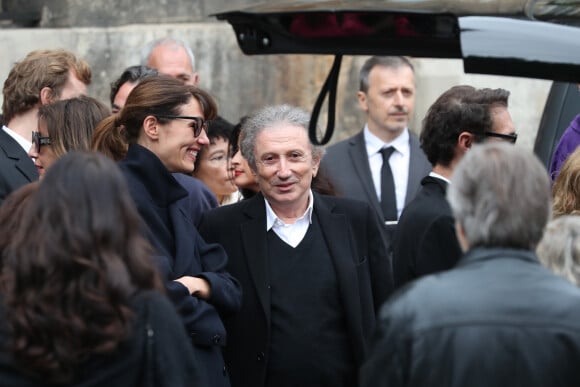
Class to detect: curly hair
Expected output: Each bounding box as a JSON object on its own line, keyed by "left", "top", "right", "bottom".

{"left": 0, "top": 151, "right": 161, "bottom": 384}
{"left": 537, "top": 215, "right": 580, "bottom": 286}
{"left": 553, "top": 146, "right": 580, "bottom": 217}
{"left": 2, "top": 49, "right": 91, "bottom": 123}
{"left": 420, "top": 86, "right": 510, "bottom": 167}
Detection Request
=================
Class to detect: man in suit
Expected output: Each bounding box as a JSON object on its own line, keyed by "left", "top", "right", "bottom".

{"left": 1, "top": 49, "right": 91, "bottom": 204}
{"left": 320, "top": 56, "right": 431, "bottom": 225}
{"left": 199, "top": 104, "right": 393, "bottom": 387}
{"left": 392, "top": 86, "right": 516, "bottom": 288}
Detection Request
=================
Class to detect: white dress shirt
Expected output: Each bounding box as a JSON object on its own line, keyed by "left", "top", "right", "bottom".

{"left": 364, "top": 125, "right": 410, "bottom": 218}
{"left": 429, "top": 171, "right": 451, "bottom": 184}
{"left": 2, "top": 125, "right": 32, "bottom": 153}
{"left": 265, "top": 190, "right": 314, "bottom": 248}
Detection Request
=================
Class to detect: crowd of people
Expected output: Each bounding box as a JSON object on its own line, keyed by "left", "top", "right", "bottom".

{"left": 1, "top": 36, "right": 580, "bottom": 387}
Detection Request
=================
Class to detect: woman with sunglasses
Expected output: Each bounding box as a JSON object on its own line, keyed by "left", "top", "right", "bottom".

{"left": 0, "top": 152, "right": 203, "bottom": 386}
{"left": 28, "top": 95, "right": 110, "bottom": 178}
{"left": 95, "top": 75, "right": 241, "bottom": 387}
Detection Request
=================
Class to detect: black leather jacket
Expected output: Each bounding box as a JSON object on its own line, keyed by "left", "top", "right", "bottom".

{"left": 361, "top": 248, "right": 580, "bottom": 387}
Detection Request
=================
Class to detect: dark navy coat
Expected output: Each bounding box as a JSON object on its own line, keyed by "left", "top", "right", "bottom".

{"left": 119, "top": 143, "right": 242, "bottom": 387}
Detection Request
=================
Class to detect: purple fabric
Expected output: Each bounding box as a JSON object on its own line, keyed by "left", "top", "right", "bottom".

{"left": 549, "top": 114, "right": 580, "bottom": 181}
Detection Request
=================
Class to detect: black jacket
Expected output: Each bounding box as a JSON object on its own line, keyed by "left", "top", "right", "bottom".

{"left": 0, "top": 129, "right": 37, "bottom": 205}
{"left": 392, "top": 176, "right": 462, "bottom": 288}
{"left": 199, "top": 193, "right": 393, "bottom": 387}
{"left": 320, "top": 130, "right": 431, "bottom": 221}
{"left": 0, "top": 291, "right": 205, "bottom": 387}
{"left": 361, "top": 248, "right": 580, "bottom": 387}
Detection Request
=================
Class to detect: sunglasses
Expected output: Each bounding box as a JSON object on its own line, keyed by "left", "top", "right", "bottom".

{"left": 483, "top": 131, "right": 518, "bottom": 144}
{"left": 155, "top": 115, "right": 208, "bottom": 137}
{"left": 31, "top": 131, "right": 52, "bottom": 153}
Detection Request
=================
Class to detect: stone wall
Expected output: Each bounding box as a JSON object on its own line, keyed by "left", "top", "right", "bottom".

{"left": 1, "top": 0, "right": 285, "bottom": 27}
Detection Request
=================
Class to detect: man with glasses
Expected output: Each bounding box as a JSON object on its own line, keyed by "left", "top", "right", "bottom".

{"left": 392, "top": 85, "right": 515, "bottom": 288}
{"left": 0, "top": 49, "right": 91, "bottom": 204}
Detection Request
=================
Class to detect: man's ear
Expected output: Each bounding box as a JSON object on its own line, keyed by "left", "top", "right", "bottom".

{"left": 357, "top": 91, "right": 369, "bottom": 112}
{"left": 312, "top": 155, "right": 321, "bottom": 178}
{"left": 143, "top": 115, "right": 159, "bottom": 140}
{"left": 39, "top": 87, "right": 55, "bottom": 105}
{"left": 458, "top": 131, "right": 474, "bottom": 151}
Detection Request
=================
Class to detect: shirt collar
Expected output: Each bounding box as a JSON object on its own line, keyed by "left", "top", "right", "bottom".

{"left": 364, "top": 124, "right": 410, "bottom": 156}
{"left": 265, "top": 189, "right": 314, "bottom": 230}
{"left": 429, "top": 171, "right": 451, "bottom": 184}
{"left": 3, "top": 125, "right": 32, "bottom": 153}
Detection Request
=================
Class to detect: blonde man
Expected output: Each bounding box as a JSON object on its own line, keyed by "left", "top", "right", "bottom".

{"left": 1, "top": 49, "right": 91, "bottom": 203}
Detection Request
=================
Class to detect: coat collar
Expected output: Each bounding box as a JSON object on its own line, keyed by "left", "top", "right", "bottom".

{"left": 240, "top": 194, "right": 271, "bottom": 321}
{"left": 0, "top": 129, "right": 38, "bottom": 182}
{"left": 458, "top": 247, "right": 539, "bottom": 268}
{"left": 121, "top": 143, "right": 187, "bottom": 207}
{"left": 421, "top": 175, "right": 448, "bottom": 194}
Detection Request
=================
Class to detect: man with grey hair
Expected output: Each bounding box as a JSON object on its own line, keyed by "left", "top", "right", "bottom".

{"left": 142, "top": 36, "right": 198, "bottom": 85}
{"left": 360, "top": 143, "right": 580, "bottom": 387}
{"left": 199, "top": 104, "right": 393, "bottom": 387}
{"left": 320, "top": 56, "right": 431, "bottom": 227}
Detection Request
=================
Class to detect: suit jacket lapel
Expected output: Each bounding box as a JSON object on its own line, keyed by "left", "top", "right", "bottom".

{"left": 241, "top": 195, "right": 271, "bottom": 322}
{"left": 0, "top": 130, "right": 38, "bottom": 182}
{"left": 348, "top": 131, "right": 382, "bottom": 217}
{"left": 405, "top": 133, "right": 427, "bottom": 205}
{"left": 314, "top": 194, "right": 365, "bottom": 362}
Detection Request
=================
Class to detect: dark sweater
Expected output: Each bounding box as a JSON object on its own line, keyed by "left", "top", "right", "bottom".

{"left": 266, "top": 216, "right": 355, "bottom": 387}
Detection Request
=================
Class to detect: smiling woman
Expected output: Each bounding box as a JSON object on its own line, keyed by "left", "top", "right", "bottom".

{"left": 193, "top": 116, "right": 239, "bottom": 205}
{"left": 93, "top": 75, "right": 241, "bottom": 387}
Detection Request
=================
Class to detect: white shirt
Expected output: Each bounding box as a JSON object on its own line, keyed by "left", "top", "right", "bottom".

{"left": 364, "top": 125, "right": 410, "bottom": 218}
{"left": 429, "top": 171, "right": 451, "bottom": 184}
{"left": 265, "top": 190, "right": 314, "bottom": 248}
{"left": 2, "top": 125, "right": 32, "bottom": 153}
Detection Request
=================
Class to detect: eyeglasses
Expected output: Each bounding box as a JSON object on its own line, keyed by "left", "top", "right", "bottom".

{"left": 155, "top": 115, "right": 208, "bottom": 137}
{"left": 483, "top": 131, "right": 518, "bottom": 144}
{"left": 31, "top": 131, "right": 52, "bottom": 153}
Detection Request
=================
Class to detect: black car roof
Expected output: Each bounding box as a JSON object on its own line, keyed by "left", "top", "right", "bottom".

{"left": 215, "top": 0, "right": 580, "bottom": 22}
